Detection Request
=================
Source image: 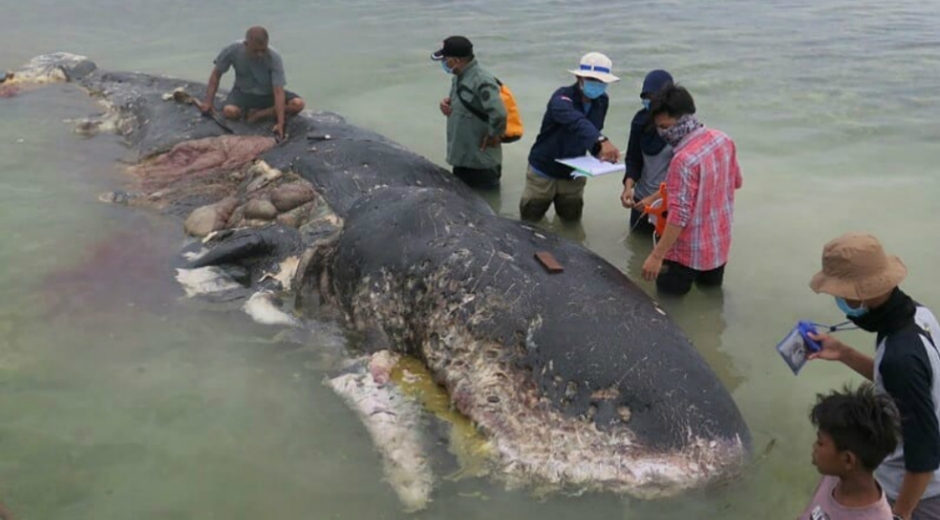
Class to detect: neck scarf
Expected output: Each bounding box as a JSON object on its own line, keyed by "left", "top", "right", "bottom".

{"left": 659, "top": 114, "right": 703, "bottom": 147}
{"left": 849, "top": 288, "right": 915, "bottom": 336}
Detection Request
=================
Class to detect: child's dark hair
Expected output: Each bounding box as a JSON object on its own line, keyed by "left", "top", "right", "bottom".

{"left": 810, "top": 383, "right": 901, "bottom": 471}
{"left": 648, "top": 84, "right": 696, "bottom": 121}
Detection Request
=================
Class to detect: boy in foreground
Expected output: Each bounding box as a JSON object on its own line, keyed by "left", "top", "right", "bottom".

{"left": 800, "top": 383, "right": 901, "bottom": 520}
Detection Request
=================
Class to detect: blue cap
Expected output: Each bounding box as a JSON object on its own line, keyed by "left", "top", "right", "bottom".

{"left": 641, "top": 70, "right": 674, "bottom": 97}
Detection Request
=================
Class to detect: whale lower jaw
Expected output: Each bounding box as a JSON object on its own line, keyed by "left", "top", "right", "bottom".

{"left": 327, "top": 353, "right": 435, "bottom": 513}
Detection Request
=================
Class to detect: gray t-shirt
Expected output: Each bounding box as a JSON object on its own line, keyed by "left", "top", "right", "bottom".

{"left": 634, "top": 144, "right": 674, "bottom": 200}
{"left": 213, "top": 42, "right": 286, "bottom": 96}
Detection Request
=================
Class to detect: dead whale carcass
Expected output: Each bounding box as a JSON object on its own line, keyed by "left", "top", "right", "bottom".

{"left": 15, "top": 53, "right": 752, "bottom": 511}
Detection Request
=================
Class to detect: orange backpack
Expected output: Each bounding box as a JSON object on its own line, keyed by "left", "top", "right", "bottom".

{"left": 495, "top": 80, "right": 524, "bottom": 143}
{"left": 458, "top": 78, "right": 524, "bottom": 143}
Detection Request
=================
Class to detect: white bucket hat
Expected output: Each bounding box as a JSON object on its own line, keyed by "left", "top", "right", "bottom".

{"left": 569, "top": 52, "right": 620, "bottom": 84}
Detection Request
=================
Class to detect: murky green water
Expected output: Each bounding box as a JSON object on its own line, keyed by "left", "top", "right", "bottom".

{"left": 2, "top": 0, "right": 939, "bottom": 518}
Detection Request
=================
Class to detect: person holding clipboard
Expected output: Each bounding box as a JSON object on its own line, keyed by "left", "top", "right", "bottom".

{"left": 520, "top": 52, "right": 621, "bottom": 222}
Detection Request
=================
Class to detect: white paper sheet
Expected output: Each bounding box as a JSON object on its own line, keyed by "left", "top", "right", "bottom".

{"left": 555, "top": 156, "right": 626, "bottom": 178}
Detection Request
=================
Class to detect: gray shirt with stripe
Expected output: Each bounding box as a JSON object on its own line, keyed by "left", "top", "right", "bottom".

{"left": 874, "top": 304, "right": 940, "bottom": 500}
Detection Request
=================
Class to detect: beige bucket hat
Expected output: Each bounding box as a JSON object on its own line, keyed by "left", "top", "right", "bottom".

{"left": 809, "top": 232, "right": 907, "bottom": 300}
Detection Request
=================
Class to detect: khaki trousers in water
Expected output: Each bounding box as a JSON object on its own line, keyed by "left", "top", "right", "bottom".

{"left": 519, "top": 166, "right": 587, "bottom": 221}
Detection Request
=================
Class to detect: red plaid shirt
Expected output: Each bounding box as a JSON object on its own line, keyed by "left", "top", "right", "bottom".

{"left": 664, "top": 127, "right": 743, "bottom": 271}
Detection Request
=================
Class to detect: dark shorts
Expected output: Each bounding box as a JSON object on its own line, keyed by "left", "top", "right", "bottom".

{"left": 224, "top": 88, "right": 299, "bottom": 113}
{"left": 453, "top": 165, "right": 501, "bottom": 190}
{"left": 656, "top": 260, "right": 725, "bottom": 296}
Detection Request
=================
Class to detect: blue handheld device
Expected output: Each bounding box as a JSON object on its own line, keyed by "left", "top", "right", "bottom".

{"left": 797, "top": 321, "right": 822, "bottom": 352}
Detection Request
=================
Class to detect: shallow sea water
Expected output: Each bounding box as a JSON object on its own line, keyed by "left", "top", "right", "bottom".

{"left": 1, "top": 0, "right": 939, "bottom": 518}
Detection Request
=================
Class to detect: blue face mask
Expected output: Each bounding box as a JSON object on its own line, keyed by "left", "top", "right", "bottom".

{"left": 642, "top": 98, "right": 651, "bottom": 111}
{"left": 441, "top": 60, "right": 453, "bottom": 74}
{"left": 582, "top": 80, "right": 607, "bottom": 100}
{"left": 835, "top": 296, "right": 869, "bottom": 317}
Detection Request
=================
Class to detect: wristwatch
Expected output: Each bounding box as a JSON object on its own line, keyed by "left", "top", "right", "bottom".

{"left": 597, "top": 135, "right": 609, "bottom": 143}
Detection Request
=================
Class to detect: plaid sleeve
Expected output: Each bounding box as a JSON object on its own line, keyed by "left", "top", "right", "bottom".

{"left": 730, "top": 140, "right": 743, "bottom": 189}
{"left": 666, "top": 156, "right": 698, "bottom": 228}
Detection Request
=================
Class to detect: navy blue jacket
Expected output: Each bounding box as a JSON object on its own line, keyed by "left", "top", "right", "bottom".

{"left": 527, "top": 83, "right": 608, "bottom": 180}
{"left": 622, "top": 108, "right": 668, "bottom": 184}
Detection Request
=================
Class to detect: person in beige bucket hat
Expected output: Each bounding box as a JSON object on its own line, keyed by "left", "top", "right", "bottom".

{"left": 810, "top": 232, "right": 908, "bottom": 305}
{"left": 807, "top": 232, "right": 940, "bottom": 520}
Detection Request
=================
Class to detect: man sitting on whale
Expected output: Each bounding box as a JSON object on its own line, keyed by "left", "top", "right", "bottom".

{"left": 197, "top": 26, "right": 305, "bottom": 140}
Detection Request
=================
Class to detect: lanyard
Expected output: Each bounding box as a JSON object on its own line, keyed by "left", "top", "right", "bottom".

{"left": 810, "top": 320, "right": 858, "bottom": 333}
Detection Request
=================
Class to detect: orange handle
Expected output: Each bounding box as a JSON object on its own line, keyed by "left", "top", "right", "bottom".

{"left": 641, "top": 183, "right": 668, "bottom": 237}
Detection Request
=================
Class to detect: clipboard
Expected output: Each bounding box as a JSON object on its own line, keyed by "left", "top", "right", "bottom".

{"left": 555, "top": 156, "right": 625, "bottom": 178}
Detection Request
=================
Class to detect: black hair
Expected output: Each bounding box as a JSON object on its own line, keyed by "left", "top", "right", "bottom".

{"left": 648, "top": 84, "right": 696, "bottom": 121}
{"left": 810, "top": 383, "right": 901, "bottom": 471}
